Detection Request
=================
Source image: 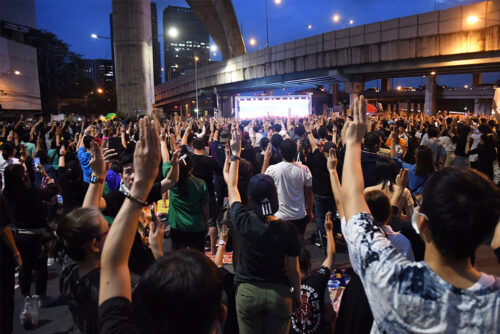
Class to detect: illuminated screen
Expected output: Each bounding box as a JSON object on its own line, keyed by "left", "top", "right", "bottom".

{"left": 236, "top": 95, "right": 311, "bottom": 119}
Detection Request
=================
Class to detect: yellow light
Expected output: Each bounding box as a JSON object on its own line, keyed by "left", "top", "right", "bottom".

{"left": 308, "top": 24, "right": 312, "bottom": 30}
{"left": 97, "top": 88, "right": 103, "bottom": 94}
{"left": 249, "top": 38, "right": 256, "bottom": 46}
{"left": 194, "top": 56, "right": 199, "bottom": 62}
{"left": 349, "top": 19, "right": 354, "bottom": 25}
{"left": 274, "top": 0, "right": 282, "bottom": 4}
{"left": 464, "top": 85, "right": 469, "bottom": 89}
{"left": 13, "top": 70, "right": 21, "bottom": 76}
{"left": 397, "top": 86, "right": 402, "bottom": 91}
{"left": 430, "top": 71, "right": 436, "bottom": 76}
{"left": 333, "top": 14, "right": 340, "bottom": 23}
{"left": 467, "top": 16, "right": 479, "bottom": 24}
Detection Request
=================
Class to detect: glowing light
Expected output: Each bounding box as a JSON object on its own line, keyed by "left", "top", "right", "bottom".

{"left": 430, "top": 71, "right": 436, "bottom": 75}
{"left": 349, "top": 19, "right": 354, "bottom": 25}
{"left": 161, "top": 67, "right": 164, "bottom": 71}
{"left": 249, "top": 38, "right": 257, "bottom": 46}
{"left": 97, "top": 88, "right": 103, "bottom": 94}
{"left": 274, "top": 0, "right": 282, "bottom": 4}
{"left": 464, "top": 85, "right": 469, "bottom": 89}
{"left": 308, "top": 24, "right": 312, "bottom": 30}
{"left": 91, "top": 34, "right": 98, "bottom": 39}
{"left": 397, "top": 86, "right": 402, "bottom": 91}
{"left": 210, "top": 45, "right": 217, "bottom": 52}
{"left": 13, "top": 70, "right": 21, "bottom": 76}
{"left": 167, "top": 27, "right": 179, "bottom": 38}
{"left": 333, "top": 14, "right": 340, "bottom": 23}
{"left": 194, "top": 56, "right": 199, "bottom": 62}
{"left": 467, "top": 16, "right": 479, "bottom": 24}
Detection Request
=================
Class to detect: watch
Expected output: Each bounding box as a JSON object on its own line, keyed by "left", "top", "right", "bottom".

{"left": 218, "top": 240, "right": 227, "bottom": 246}
{"left": 90, "top": 175, "right": 104, "bottom": 184}
{"left": 230, "top": 155, "right": 240, "bottom": 161}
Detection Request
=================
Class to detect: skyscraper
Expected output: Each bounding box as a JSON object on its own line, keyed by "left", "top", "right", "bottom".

{"left": 162, "top": 5, "right": 210, "bottom": 81}
{"left": 151, "top": 2, "right": 162, "bottom": 86}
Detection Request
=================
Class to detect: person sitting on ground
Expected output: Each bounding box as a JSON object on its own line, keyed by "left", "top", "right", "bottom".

{"left": 291, "top": 212, "right": 336, "bottom": 334}
{"left": 224, "top": 129, "right": 302, "bottom": 334}
{"left": 341, "top": 96, "right": 500, "bottom": 333}
{"left": 98, "top": 119, "right": 227, "bottom": 334}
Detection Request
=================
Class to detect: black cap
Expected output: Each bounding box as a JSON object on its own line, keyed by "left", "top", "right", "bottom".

{"left": 248, "top": 174, "right": 279, "bottom": 217}
{"left": 219, "top": 130, "right": 230, "bottom": 143}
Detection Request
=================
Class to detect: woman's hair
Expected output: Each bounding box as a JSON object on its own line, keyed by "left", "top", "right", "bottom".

{"left": 421, "top": 167, "right": 500, "bottom": 260}
{"left": 364, "top": 190, "right": 391, "bottom": 225}
{"left": 3, "top": 164, "right": 27, "bottom": 195}
{"left": 415, "top": 146, "right": 435, "bottom": 177}
{"left": 177, "top": 152, "right": 194, "bottom": 197}
{"left": 1, "top": 142, "right": 15, "bottom": 160}
{"left": 56, "top": 208, "right": 103, "bottom": 262}
{"left": 375, "top": 157, "right": 399, "bottom": 192}
{"left": 133, "top": 250, "right": 223, "bottom": 334}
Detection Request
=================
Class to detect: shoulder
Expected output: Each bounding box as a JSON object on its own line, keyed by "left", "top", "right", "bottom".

{"left": 99, "top": 297, "right": 138, "bottom": 334}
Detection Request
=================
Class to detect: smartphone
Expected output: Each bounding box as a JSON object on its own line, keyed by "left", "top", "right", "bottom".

{"left": 33, "top": 157, "right": 40, "bottom": 171}
{"left": 108, "top": 137, "right": 122, "bottom": 153}
{"left": 434, "top": 121, "right": 438, "bottom": 127}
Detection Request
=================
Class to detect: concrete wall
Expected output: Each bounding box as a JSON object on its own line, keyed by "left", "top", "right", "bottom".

{"left": 0, "top": 37, "right": 41, "bottom": 111}
{"left": 156, "top": 0, "right": 500, "bottom": 105}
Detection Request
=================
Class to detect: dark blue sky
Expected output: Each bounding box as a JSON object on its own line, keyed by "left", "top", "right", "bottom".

{"left": 34, "top": 0, "right": 498, "bottom": 88}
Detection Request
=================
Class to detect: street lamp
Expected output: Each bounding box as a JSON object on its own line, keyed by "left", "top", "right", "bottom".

{"left": 167, "top": 27, "right": 179, "bottom": 38}
{"left": 307, "top": 24, "right": 312, "bottom": 30}
{"left": 90, "top": 33, "right": 111, "bottom": 40}
{"left": 332, "top": 14, "right": 340, "bottom": 23}
{"left": 332, "top": 14, "right": 354, "bottom": 28}
{"left": 467, "top": 16, "right": 480, "bottom": 24}
{"left": 194, "top": 55, "right": 199, "bottom": 117}
{"left": 97, "top": 88, "right": 104, "bottom": 94}
{"left": 266, "top": 0, "right": 282, "bottom": 48}
{"left": 249, "top": 38, "right": 257, "bottom": 47}
{"left": 0, "top": 69, "right": 21, "bottom": 79}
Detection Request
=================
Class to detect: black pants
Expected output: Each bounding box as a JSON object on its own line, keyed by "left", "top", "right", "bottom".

{"left": 170, "top": 228, "right": 206, "bottom": 253}
{"left": 0, "top": 247, "right": 15, "bottom": 334}
{"left": 16, "top": 233, "right": 48, "bottom": 296}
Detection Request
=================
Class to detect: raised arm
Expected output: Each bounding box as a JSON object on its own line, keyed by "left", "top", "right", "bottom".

{"left": 223, "top": 130, "right": 242, "bottom": 206}
{"left": 160, "top": 149, "right": 180, "bottom": 193}
{"left": 321, "top": 212, "right": 336, "bottom": 270}
{"left": 341, "top": 97, "right": 370, "bottom": 222}
{"left": 327, "top": 148, "right": 344, "bottom": 219}
{"left": 99, "top": 118, "right": 161, "bottom": 304}
{"left": 214, "top": 225, "right": 229, "bottom": 268}
{"left": 261, "top": 143, "right": 272, "bottom": 174}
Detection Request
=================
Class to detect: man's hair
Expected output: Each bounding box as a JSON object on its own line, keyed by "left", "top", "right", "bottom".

{"left": 427, "top": 126, "right": 439, "bottom": 138}
{"left": 260, "top": 137, "right": 270, "bottom": 150}
{"left": 271, "top": 133, "right": 283, "bottom": 148}
{"left": 299, "top": 249, "right": 311, "bottom": 273}
{"left": 133, "top": 250, "right": 223, "bottom": 334}
{"left": 280, "top": 138, "right": 297, "bottom": 162}
{"left": 421, "top": 167, "right": 500, "bottom": 260}
{"left": 294, "top": 124, "right": 306, "bottom": 137}
{"left": 192, "top": 137, "right": 205, "bottom": 150}
{"left": 83, "top": 135, "right": 94, "bottom": 150}
{"left": 365, "top": 190, "right": 391, "bottom": 225}
{"left": 363, "top": 132, "right": 381, "bottom": 152}
{"left": 119, "top": 153, "right": 134, "bottom": 170}
{"left": 273, "top": 123, "right": 282, "bottom": 132}
{"left": 318, "top": 126, "right": 328, "bottom": 139}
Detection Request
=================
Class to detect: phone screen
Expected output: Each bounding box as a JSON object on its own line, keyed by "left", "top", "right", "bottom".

{"left": 434, "top": 122, "right": 438, "bottom": 127}
{"left": 33, "top": 157, "right": 40, "bottom": 165}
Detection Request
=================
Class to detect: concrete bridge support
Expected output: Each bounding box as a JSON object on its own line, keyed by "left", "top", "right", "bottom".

{"left": 424, "top": 75, "right": 437, "bottom": 116}
{"left": 112, "top": 0, "right": 154, "bottom": 117}
{"left": 345, "top": 81, "right": 365, "bottom": 105}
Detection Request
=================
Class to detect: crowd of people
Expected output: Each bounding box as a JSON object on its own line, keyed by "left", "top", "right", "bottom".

{"left": 0, "top": 101, "right": 499, "bottom": 334}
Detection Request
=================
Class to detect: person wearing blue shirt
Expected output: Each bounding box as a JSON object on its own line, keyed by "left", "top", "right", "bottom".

{"left": 77, "top": 135, "right": 94, "bottom": 183}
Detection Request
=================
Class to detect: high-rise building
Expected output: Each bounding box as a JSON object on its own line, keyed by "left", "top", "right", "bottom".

{"left": 82, "top": 59, "right": 115, "bottom": 88}
{"left": 151, "top": 2, "right": 162, "bottom": 86}
{"left": 162, "top": 5, "right": 210, "bottom": 81}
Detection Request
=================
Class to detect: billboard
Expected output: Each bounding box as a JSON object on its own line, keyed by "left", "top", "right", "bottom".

{"left": 235, "top": 95, "right": 312, "bottom": 119}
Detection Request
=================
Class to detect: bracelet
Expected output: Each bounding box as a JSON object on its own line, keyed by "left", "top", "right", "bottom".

{"left": 13, "top": 251, "right": 20, "bottom": 258}
{"left": 126, "top": 193, "right": 149, "bottom": 206}
{"left": 218, "top": 240, "right": 227, "bottom": 246}
{"left": 230, "top": 155, "right": 240, "bottom": 161}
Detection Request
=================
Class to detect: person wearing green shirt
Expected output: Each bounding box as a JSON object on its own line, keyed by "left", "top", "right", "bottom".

{"left": 163, "top": 152, "right": 209, "bottom": 252}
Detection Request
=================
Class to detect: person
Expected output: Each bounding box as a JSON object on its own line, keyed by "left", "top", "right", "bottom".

{"left": 291, "top": 212, "right": 336, "bottom": 334}
{"left": 466, "top": 130, "right": 497, "bottom": 180}
{"left": 225, "top": 129, "right": 302, "bottom": 334}
{"left": 420, "top": 125, "right": 446, "bottom": 167}
{"left": 341, "top": 96, "right": 500, "bottom": 333}
{"left": 98, "top": 118, "right": 227, "bottom": 334}
{"left": 57, "top": 145, "right": 89, "bottom": 214}
{"left": 360, "top": 132, "right": 382, "bottom": 187}
{"left": 77, "top": 134, "right": 94, "bottom": 183}
{"left": 3, "top": 163, "right": 57, "bottom": 299}
{"left": 262, "top": 138, "right": 313, "bottom": 250}
{"left": 192, "top": 136, "right": 222, "bottom": 254}
{"left": 0, "top": 193, "right": 22, "bottom": 334}
{"left": 166, "top": 150, "right": 210, "bottom": 252}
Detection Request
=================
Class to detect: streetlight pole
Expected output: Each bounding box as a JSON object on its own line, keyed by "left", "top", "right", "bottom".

{"left": 194, "top": 55, "right": 199, "bottom": 118}
{"left": 266, "top": 0, "right": 269, "bottom": 48}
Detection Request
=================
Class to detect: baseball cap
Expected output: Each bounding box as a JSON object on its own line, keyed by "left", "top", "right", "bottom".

{"left": 219, "top": 130, "right": 230, "bottom": 143}
{"left": 248, "top": 174, "right": 279, "bottom": 217}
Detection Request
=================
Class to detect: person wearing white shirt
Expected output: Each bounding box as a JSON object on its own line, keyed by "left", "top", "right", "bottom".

{"left": 262, "top": 138, "right": 313, "bottom": 250}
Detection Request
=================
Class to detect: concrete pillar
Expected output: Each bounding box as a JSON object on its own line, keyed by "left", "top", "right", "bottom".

{"left": 345, "top": 81, "right": 364, "bottom": 105}
{"left": 472, "top": 73, "right": 482, "bottom": 88}
{"left": 424, "top": 75, "right": 437, "bottom": 116}
{"left": 386, "top": 103, "right": 392, "bottom": 113}
{"left": 329, "top": 83, "right": 339, "bottom": 106}
{"left": 265, "top": 89, "right": 274, "bottom": 96}
{"left": 381, "top": 78, "right": 390, "bottom": 91}
{"left": 474, "top": 98, "right": 480, "bottom": 115}
{"left": 112, "top": 0, "right": 155, "bottom": 117}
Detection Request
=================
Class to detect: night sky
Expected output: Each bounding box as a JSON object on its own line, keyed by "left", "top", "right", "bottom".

{"left": 34, "top": 0, "right": 498, "bottom": 89}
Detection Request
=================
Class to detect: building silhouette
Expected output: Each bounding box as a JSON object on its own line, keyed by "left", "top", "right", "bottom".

{"left": 151, "top": 2, "right": 162, "bottom": 86}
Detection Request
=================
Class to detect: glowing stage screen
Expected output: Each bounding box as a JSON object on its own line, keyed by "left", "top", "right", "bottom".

{"left": 235, "top": 95, "right": 312, "bottom": 120}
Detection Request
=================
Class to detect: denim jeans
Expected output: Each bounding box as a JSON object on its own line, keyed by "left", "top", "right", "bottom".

{"left": 314, "top": 194, "right": 336, "bottom": 235}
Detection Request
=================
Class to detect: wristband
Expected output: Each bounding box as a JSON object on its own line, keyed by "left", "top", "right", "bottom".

{"left": 126, "top": 193, "right": 149, "bottom": 206}
{"left": 230, "top": 155, "right": 240, "bottom": 161}
{"left": 218, "top": 240, "right": 227, "bottom": 246}
{"left": 90, "top": 175, "right": 104, "bottom": 184}
{"left": 102, "top": 136, "right": 109, "bottom": 140}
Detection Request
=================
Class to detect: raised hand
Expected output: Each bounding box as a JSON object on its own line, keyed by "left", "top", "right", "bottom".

{"left": 220, "top": 224, "right": 229, "bottom": 243}
{"left": 230, "top": 128, "right": 242, "bottom": 157}
{"left": 89, "top": 141, "right": 117, "bottom": 177}
{"left": 395, "top": 168, "right": 409, "bottom": 190}
{"left": 130, "top": 118, "right": 161, "bottom": 202}
{"left": 149, "top": 219, "right": 165, "bottom": 259}
{"left": 324, "top": 212, "right": 334, "bottom": 232}
{"left": 170, "top": 148, "right": 181, "bottom": 165}
{"left": 263, "top": 143, "right": 272, "bottom": 161}
{"left": 344, "top": 96, "right": 367, "bottom": 145}
{"left": 327, "top": 147, "right": 337, "bottom": 172}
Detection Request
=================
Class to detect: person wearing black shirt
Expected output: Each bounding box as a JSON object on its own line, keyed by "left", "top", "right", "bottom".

{"left": 224, "top": 131, "right": 302, "bottom": 334}
{"left": 3, "top": 163, "right": 58, "bottom": 297}
{"left": 57, "top": 146, "right": 89, "bottom": 214}
{"left": 291, "top": 212, "right": 336, "bottom": 334}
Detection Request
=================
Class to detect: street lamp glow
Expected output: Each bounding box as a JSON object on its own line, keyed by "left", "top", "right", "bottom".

{"left": 333, "top": 14, "right": 340, "bottom": 23}
{"left": 349, "top": 19, "right": 354, "bottom": 25}
{"left": 13, "top": 70, "right": 21, "bottom": 76}
{"left": 97, "top": 88, "right": 103, "bottom": 94}
{"left": 464, "top": 85, "right": 469, "bottom": 89}
{"left": 167, "top": 27, "right": 179, "bottom": 38}
{"left": 308, "top": 24, "right": 312, "bottom": 30}
{"left": 249, "top": 38, "right": 257, "bottom": 46}
{"left": 467, "top": 15, "right": 479, "bottom": 24}
{"left": 210, "top": 45, "right": 217, "bottom": 52}
{"left": 91, "top": 33, "right": 98, "bottom": 39}
{"left": 161, "top": 67, "right": 164, "bottom": 71}
{"left": 194, "top": 56, "right": 199, "bottom": 62}
{"left": 397, "top": 85, "right": 402, "bottom": 91}
{"left": 274, "top": 0, "right": 282, "bottom": 4}
{"left": 430, "top": 71, "right": 436, "bottom": 75}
